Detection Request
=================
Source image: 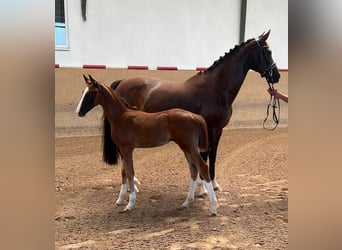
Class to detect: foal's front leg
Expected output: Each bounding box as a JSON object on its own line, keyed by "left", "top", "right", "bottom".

{"left": 121, "top": 149, "right": 136, "bottom": 211}
{"left": 182, "top": 154, "right": 198, "bottom": 208}
{"left": 116, "top": 165, "right": 128, "bottom": 205}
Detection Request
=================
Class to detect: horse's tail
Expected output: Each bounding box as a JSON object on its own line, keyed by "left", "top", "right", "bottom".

{"left": 101, "top": 79, "right": 123, "bottom": 165}
{"left": 102, "top": 115, "right": 120, "bottom": 165}
{"left": 194, "top": 115, "right": 209, "bottom": 152}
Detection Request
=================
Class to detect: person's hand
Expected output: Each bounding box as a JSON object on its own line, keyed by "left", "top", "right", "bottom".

{"left": 267, "top": 88, "right": 288, "bottom": 103}
{"left": 268, "top": 88, "right": 278, "bottom": 98}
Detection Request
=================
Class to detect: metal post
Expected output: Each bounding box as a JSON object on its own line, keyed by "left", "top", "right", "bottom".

{"left": 240, "top": 0, "right": 247, "bottom": 43}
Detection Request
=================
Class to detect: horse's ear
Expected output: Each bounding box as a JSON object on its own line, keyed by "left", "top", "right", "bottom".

{"left": 83, "top": 74, "right": 90, "bottom": 84}
{"left": 88, "top": 74, "right": 95, "bottom": 83}
{"left": 259, "top": 29, "right": 271, "bottom": 42}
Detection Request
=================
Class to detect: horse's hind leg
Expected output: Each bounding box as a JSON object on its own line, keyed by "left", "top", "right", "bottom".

{"left": 182, "top": 154, "right": 198, "bottom": 208}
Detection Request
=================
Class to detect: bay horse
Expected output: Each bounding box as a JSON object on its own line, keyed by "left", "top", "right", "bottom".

{"left": 104, "top": 30, "right": 281, "bottom": 195}
{"left": 76, "top": 74, "right": 218, "bottom": 215}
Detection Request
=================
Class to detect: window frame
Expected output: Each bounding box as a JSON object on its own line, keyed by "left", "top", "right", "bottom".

{"left": 55, "top": 0, "right": 70, "bottom": 51}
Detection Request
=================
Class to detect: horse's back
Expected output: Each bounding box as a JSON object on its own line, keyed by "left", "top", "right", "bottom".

{"left": 113, "top": 75, "right": 229, "bottom": 129}
{"left": 114, "top": 77, "right": 193, "bottom": 112}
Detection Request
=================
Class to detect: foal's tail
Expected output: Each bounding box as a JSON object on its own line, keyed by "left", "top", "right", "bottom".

{"left": 194, "top": 115, "right": 209, "bottom": 152}
{"left": 101, "top": 79, "right": 123, "bottom": 165}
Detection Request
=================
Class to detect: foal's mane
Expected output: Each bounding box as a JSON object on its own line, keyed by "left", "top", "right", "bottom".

{"left": 199, "top": 38, "right": 255, "bottom": 74}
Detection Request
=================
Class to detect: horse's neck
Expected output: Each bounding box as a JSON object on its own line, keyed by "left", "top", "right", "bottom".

{"left": 206, "top": 44, "right": 254, "bottom": 104}
{"left": 100, "top": 86, "right": 127, "bottom": 122}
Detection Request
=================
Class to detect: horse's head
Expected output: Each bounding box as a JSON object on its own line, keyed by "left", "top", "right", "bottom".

{"left": 76, "top": 74, "right": 101, "bottom": 117}
{"left": 250, "top": 30, "right": 280, "bottom": 84}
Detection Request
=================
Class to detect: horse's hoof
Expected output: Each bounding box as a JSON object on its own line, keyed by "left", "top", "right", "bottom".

{"left": 211, "top": 180, "right": 222, "bottom": 192}
{"left": 198, "top": 192, "right": 208, "bottom": 198}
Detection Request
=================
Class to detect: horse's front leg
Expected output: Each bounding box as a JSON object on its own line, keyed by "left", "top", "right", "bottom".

{"left": 208, "top": 128, "right": 223, "bottom": 191}
{"left": 121, "top": 149, "right": 136, "bottom": 211}
{"left": 197, "top": 152, "right": 208, "bottom": 197}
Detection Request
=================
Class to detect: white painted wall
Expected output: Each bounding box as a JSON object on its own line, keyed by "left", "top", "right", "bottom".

{"left": 56, "top": 0, "right": 288, "bottom": 69}
{"left": 245, "top": 0, "right": 288, "bottom": 69}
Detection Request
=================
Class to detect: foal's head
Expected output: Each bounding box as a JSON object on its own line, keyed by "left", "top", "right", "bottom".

{"left": 250, "top": 30, "right": 281, "bottom": 84}
{"left": 76, "top": 74, "right": 103, "bottom": 117}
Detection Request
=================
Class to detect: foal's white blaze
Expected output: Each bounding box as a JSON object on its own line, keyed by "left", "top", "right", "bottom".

{"left": 76, "top": 86, "right": 89, "bottom": 114}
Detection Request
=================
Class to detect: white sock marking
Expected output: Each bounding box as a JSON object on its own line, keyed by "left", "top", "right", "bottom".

{"left": 205, "top": 181, "right": 218, "bottom": 215}
{"left": 116, "top": 183, "right": 127, "bottom": 205}
{"left": 183, "top": 179, "right": 196, "bottom": 208}
{"left": 125, "top": 191, "right": 136, "bottom": 211}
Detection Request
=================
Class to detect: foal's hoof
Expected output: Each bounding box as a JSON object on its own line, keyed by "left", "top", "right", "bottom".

{"left": 116, "top": 199, "right": 125, "bottom": 206}
{"left": 118, "top": 208, "right": 131, "bottom": 214}
{"left": 197, "top": 192, "right": 208, "bottom": 198}
{"left": 182, "top": 198, "right": 194, "bottom": 208}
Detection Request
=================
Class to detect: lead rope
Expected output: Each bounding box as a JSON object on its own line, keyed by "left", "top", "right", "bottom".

{"left": 263, "top": 83, "right": 280, "bottom": 131}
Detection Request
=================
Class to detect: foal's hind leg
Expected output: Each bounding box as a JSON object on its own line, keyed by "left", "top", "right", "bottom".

{"left": 188, "top": 150, "right": 217, "bottom": 215}
{"left": 182, "top": 154, "right": 198, "bottom": 208}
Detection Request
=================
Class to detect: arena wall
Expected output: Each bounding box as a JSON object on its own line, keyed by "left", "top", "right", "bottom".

{"left": 55, "top": 0, "right": 287, "bottom": 70}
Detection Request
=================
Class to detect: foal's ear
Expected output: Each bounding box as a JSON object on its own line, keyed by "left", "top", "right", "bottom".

{"left": 88, "top": 74, "right": 99, "bottom": 89}
{"left": 259, "top": 29, "right": 271, "bottom": 42}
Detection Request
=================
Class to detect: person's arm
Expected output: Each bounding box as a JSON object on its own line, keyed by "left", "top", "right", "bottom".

{"left": 268, "top": 89, "right": 288, "bottom": 103}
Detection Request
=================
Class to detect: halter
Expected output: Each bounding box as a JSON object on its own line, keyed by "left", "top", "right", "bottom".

{"left": 256, "top": 40, "right": 277, "bottom": 83}
{"left": 256, "top": 40, "right": 280, "bottom": 131}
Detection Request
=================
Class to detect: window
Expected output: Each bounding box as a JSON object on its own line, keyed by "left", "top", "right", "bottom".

{"left": 55, "top": 0, "right": 69, "bottom": 49}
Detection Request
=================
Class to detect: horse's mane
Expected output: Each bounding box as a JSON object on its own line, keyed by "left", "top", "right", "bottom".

{"left": 199, "top": 38, "right": 255, "bottom": 74}
{"left": 106, "top": 85, "right": 138, "bottom": 110}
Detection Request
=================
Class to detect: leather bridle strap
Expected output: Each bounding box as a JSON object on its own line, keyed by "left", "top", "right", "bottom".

{"left": 263, "top": 82, "right": 280, "bottom": 131}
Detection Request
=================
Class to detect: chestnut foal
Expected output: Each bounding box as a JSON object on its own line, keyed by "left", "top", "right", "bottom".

{"left": 76, "top": 75, "right": 217, "bottom": 215}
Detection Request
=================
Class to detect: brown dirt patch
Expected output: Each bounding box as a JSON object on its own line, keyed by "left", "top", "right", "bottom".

{"left": 55, "top": 127, "right": 287, "bottom": 249}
